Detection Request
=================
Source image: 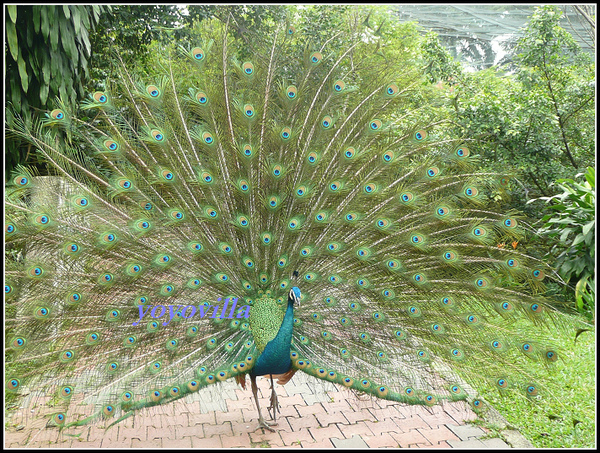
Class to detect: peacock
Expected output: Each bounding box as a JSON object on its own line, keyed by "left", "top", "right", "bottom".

{"left": 6, "top": 11, "right": 566, "bottom": 437}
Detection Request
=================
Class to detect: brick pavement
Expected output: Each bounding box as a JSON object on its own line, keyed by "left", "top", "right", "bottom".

{"left": 5, "top": 373, "right": 530, "bottom": 448}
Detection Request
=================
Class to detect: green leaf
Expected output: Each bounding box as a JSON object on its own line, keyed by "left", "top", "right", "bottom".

{"left": 27, "top": 52, "right": 39, "bottom": 74}
{"left": 41, "top": 6, "right": 51, "bottom": 38}
{"left": 17, "top": 54, "right": 29, "bottom": 93}
{"left": 50, "top": 16, "right": 60, "bottom": 51}
{"left": 59, "top": 16, "right": 74, "bottom": 59}
{"left": 7, "top": 5, "right": 17, "bottom": 23}
{"left": 80, "top": 26, "right": 91, "bottom": 56}
{"left": 571, "top": 234, "right": 585, "bottom": 247}
{"left": 42, "top": 59, "right": 51, "bottom": 84}
{"left": 63, "top": 5, "right": 71, "bottom": 19}
{"left": 6, "top": 19, "right": 19, "bottom": 61}
{"left": 39, "top": 81, "right": 49, "bottom": 105}
{"left": 582, "top": 220, "right": 594, "bottom": 236}
{"left": 10, "top": 78, "right": 22, "bottom": 112}
{"left": 584, "top": 167, "right": 595, "bottom": 188}
{"left": 32, "top": 6, "right": 41, "bottom": 32}
{"left": 72, "top": 7, "right": 81, "bottom": 35}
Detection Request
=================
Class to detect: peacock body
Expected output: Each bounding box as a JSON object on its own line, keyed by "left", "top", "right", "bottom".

{"left": 6, "top": 12, "right": 564, "bottom": 435}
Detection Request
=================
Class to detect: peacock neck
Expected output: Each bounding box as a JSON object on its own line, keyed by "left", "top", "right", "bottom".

{"left": 250, "top": 297, "right": 295, "bottom": 376}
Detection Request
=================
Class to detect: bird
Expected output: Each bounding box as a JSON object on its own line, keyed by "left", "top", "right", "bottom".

{"left": 5, "top": 12, "right": 564, "bottom": 436}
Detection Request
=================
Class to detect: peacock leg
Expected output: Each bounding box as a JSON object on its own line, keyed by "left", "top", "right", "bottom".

{"left": 250, "top": 374, "right": 276, "bottom": 432}
{"left": 267, "top": 374, "right": 281, "bottom": 422}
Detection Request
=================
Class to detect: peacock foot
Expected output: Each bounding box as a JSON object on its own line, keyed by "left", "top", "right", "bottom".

{"left": 267, "top": 386, "right": 281, "bottom": 422}
{"left": 256, "top": 415, "right": 277, "bottom": 432}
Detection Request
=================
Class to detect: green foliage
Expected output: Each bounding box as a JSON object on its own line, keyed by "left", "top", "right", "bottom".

{"left": 516, "top": 5, "right": 580, "bottom": 68}
{"left": 475, "top": 319, "right": 595, "bottom": 448}
{"left": 5, "top": 5, "right": 107, "bottom": 176}
{"left": 435, "top": 5, "right": 594, "bottom": 220}
{"left": 88, "top": 5, "right": 194, "bottom": 87}
{"left": 86, "top": 5, "right": 294, "bottom": 88}
{"left": 421, "top": 31, "right": 463, "bottom": 84}
{"left": 514, "top": 5, "right": 595, "bottom": 174}
{"left": 532, "top": 168, "right": 596, "bottom": 316}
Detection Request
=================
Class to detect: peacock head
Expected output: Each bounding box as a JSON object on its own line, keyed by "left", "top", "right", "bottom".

{"left": 289, "top": 286, "right": 301, "bottom": 306}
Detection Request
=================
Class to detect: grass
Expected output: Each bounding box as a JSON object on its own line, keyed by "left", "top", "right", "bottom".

{"left": 476, "top": 314, "right": 596, "bottom": 448}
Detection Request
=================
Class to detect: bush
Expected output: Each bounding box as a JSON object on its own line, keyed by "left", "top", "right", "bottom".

{"left": 531, "top": 167, "right": 595, "bottom": 317}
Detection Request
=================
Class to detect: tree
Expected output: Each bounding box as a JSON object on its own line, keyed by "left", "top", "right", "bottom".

{"left": 515, "top": 5, "right": 595, "bottom": 172}
{"left": 532, "top": 167, "right": 596, "bottom": 317}
{"left": 432, "top": 5, "right": 594, "bottom": 214}
{"left": 5, "top": 5, "right": 107, "bottom": 176}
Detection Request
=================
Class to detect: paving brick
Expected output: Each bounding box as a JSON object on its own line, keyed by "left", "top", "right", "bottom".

{"left": 482, "top": 437, "right": 511, "bottom": 448}
{"left": 264, "top": 416, "right": 293, "bottom": 433}
{"left": 364, "top": 417, "right": 402, "bottom": 434}
{"left": 190, "top": 435, "right": 223, "bottom": 448}
{"left": 202, "top": 421, "right": 233, "bottom": 437}
{"left": 130, "top": 437, "right": 163, "bottom": 448}
{"left": 287, "top": 414, "right": 318, "bottom": 432}
{"left": 147, "top": 424, "right": 176, "bottom": 440}
{"left": 101, "top": 438, "right": 131, "bottom": 448}
{"left": 419, "top": 441, "right": 453, "bottom": 448}
{"left": 308, "top": 423, "right": 343, "bottom": 443}
{"left": 27, "top": 428, "right": 61, "bottom": 444}
{"left": 215, "top": 408, "right": 245, "bottom": 424}
{"left": 418, "top": 425, "right": 460, "bottom": 444}
{"left": 283, "top": 382, "right": 312, "bottom": 396}
{"left": 4, "top": 431, "right": 31, "bottom": 446}
{"left": 87, "top": 426, "right": 117, "bottom": 442}
{"left": 220, "top": 433, "right": 252, "bottom": 448}
{"left": 342, "top": 408, "right": 377, "bottom": 424}
{"left": 315, "top": 410, "right": 348, "bottom": 427}
{"left": 249, "top": 428, "right": 284, "bottom": 447}
{"left": 390, "top": 428, "right": 432, "bottom": 448}
{"left": 328, "top": 389, "right": 355, "bottom": 403}
{"left": 302, "top": 392, "right": 333, "bottom": 405}
{"left": 118, "top": 426, "right": 145, "bottom": 440}
{"left": 198, "top": 400, "right": 228, "bottom": 413}
{"left": 443, "top": 402, "right": 478, "bottom": 424}
{"left": 337, "top": 420, "right": 375, "bottom": 439}
{"left": 23, "top": 441, "right": 55, "bottom": 449}
{"left": 165, "top": 437, "right": 193, "bottom": 448}
{"left": 279, "top": 427, "right": 314, "bottom": 446}
{"left": 175, "top": 423, "right": 204, "bottom": 438}
{"left": 295, "top": 402, "right": 325, "bottom": 418}
{"left": 446, "top": 423, "right": 486, "bottom": 440}
{"left": 363, "top": 432, "right": 401, "bottom": 448}
{"left": 447, "top": 437, "right": 487, "bottom": 448}
{"left": 172, "top": 411, "right": 190, "bottom": 427}
{"left": 331, "top": 434, "right": 369, "bottom": 448}
{"left": 278, "top": 392, "right": 305, "bottom": 406}
{"left": 323, "top": 399, "right": 353, "bottom": 413}
{"left": 240, "top": 407, "right": 260, "bottom": 423}
{"left": 394, "top": 414, "right": 431, "bottom": 432}
{"left": 301, "top": 437, "right": 333, "bottom": 448}
{"left": 229, "top": 419, "right": 256, "bottom": 436}
{"left": 420, "top": 406, "right": 463, "bottom": 428}
{"left": 226, "top": 396, "right": 256, "bottom": 412}
{"left": 46, "top": 439, "right": 75, "bottom": 449}
{"left": 77, "top": 438, "right": 103, "bottom": 448}
{"left": 502, "top": 429, "right": 534, "bottom": 448}
{"left": 188, "top": 410, "right": 216, "bottom": 425}
{"left": 368, "top": 405, "right": 405, "bottom": 421}
{"left": 270, "top": 400, "right": 300, "bottom": 418}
